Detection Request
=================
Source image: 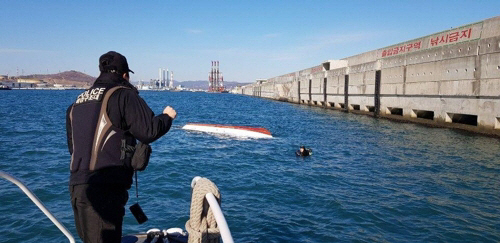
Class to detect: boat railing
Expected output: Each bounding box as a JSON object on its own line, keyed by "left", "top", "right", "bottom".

{"left": 0, "top": 171, "right": 76, "bottom": 243}
{"left": 191, "top": 176, "right": 234, "bottom": 243}
{"left": 1, "top": 171, "right": 234, "bottom": 243}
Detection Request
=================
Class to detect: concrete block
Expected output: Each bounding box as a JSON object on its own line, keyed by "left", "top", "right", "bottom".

{"left": 455, "top": 40, "right": 479, "bottom": 57}
{"left": 480, "top": 16, "right": 500, "bottom": 39}
{"left": 407, "top": 56, "right": 476, "bottom": 83}
{"left": 379, "top": 96, "right": 499, "bottom": 129}
{"left": 326, "top": 86, "right": 339, "bottom": 94}
{"left": 406, "top": 62, "right": 437, "bottom": 83}
{"left": 405, "top": 82, "right": 439, "bottom": 95}
{"left": 381, "top": 66, "right": 405, "bottom": 84}
{"left": 349, "top": 65, "right": 361, "bottom": 74}
{"left": 441, "top": 56, "right": 476, "bottom": 81}
{"left": 349, "top": 85, "right": 366, "bottom": 95}
{"left": 439, "top": 80, "right": 477, "bottom": 96}
{"left": 326, "top": 77, "right": 341, "bottom": 91}
{"left": 365, "top": 84, "right": 375, "bottom": 94}
{"left": 349, "top": 73, "right": 364, "bottom": 85}
{"left": 326, "top": 95, "right": 344, "bottom": 105}
{"left": 479, "top": 79, "right": 500, "bottom": 96}
{"left": 406, "top": 52, "right": 422, "bottom": 66}
{"left": 380, "top": 97, "right": 402, "bottom": 109}
{"left": 349, "top": 61, "right": 377, "bottom": 74}
{"left": 480, "top": 53, "right": 500, "bottom": 79}
{"left": 380, "top": 97, "right": 403, "bottom": 115}
{"left": 322, "top": 60, "right": 348, "bottom": 70}
{"left": 348, "top": 96, "right": 373, "bottom": 109}
{"left": 338, "top": 85, "right": 346, "bottom": 95}
{"left": 407, "top": 51, "right": 433, "bottom": 65}
{"left": 420, "top": 46, "right": 445, "bottom": 63}
{"left": 381, "top": 83, "right": 405, "bottom": 95}
{"left": 381, "top": 55, "right": 405, "bottom": 69}
{"left": 365, "top": 71, "right": 376, "bottom": 85}
{"left": 289, "top": 82, "right": 299, "bottom": 99}
{"left": 478, "top": 99, "right": 500, "bottom": 123}
{"left": 326, "top": 67, "right": 347, "bottom": 78}
{"left": 418, "top": 49, "right": 439, "bottom": 63}
{"left": 442, "top": 41, "right": 479, "bottom": 60}
{"left": 312, "top": 71, "right": 325, "bottom": 80}
{"left": 406, "top": 41, "right": 478, "bottom": 66}
{"left": 299, "top": 80, "right": 309, "bottom": 92}
{"left": 311, "top": 78, "right": 322, "bottom": 93}
{"left": 299, "top": 65, "right": 323, "bottom": 76}
{"left": 311, "top": 94, "right": 323, "bottom": 103}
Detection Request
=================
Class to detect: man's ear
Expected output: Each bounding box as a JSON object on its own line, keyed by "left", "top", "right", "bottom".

{"left": 123, "top": 72, "right": 129, "bottom": 81}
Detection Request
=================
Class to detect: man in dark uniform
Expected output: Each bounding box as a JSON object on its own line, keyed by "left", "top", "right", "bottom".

{"left": 66, "top": 51, "right": 177, "bottom": 243}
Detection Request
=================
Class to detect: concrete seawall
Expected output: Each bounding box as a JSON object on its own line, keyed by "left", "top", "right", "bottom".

{"left": 235, "top": 16, "right": 500, "bottom": 137}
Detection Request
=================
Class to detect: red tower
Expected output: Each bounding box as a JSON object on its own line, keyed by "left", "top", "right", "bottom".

{"left": 208, "top": 61, "right": 225, "bottom": 92}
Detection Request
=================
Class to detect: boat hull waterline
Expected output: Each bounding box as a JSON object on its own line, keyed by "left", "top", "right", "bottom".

{"left": 182, "top": 123, "right": 273, "bottom": 138}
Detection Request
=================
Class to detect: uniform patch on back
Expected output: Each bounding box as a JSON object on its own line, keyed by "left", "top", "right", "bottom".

{"left": 76, "top": 87, "right": 106, "bottom": 104}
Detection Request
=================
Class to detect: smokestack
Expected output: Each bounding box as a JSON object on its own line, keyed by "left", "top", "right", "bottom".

{"left": 170, "top": 71, "right": 174, "bottom": 88}
{"left": 158, "top": 68, "right": 162, "bottom": 88}
{"left": 162, "top": 69, "right": 166, "bottom": 88}
{"left": 216, "top": 60, "right": 219, "bottom": 91}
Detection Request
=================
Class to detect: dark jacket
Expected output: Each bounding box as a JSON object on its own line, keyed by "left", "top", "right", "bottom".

{"left": 66, "top": 73, "right": 172, "bottom": 187}
{"left": 296, "top": 148, "right": 311, "bottom": 157}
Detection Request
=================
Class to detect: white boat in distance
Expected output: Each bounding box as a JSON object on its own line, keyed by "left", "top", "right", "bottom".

{"left": 182, "top": 123, "right": 273, "bottom": 139}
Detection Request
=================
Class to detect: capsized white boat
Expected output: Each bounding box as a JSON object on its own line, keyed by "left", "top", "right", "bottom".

{"left": 182, "top": 123, "right": 273, "bottom": 138}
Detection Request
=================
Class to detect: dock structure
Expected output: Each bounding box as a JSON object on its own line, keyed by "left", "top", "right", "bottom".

{"left": 236, "top": 16, "right": 500, "bottom": 137}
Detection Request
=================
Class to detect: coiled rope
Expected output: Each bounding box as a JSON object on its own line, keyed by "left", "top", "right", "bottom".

{"left": 185, "top": 178, "right": 221, "bottom": 243}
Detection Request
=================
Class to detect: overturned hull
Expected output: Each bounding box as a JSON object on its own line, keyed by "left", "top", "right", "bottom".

{"left": 182, "top": 123, "right": 273, "bottom": 138}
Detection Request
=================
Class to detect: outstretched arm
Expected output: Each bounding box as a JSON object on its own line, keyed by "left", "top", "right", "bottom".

{"left": 117, "top": 90, "right": 174, "bottom": 144}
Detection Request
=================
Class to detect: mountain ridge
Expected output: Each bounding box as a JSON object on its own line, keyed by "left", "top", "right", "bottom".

{"left": 9, "top": 70, "right": 251, "bottom": 89}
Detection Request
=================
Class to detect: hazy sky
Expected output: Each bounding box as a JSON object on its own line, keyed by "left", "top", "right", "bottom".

{"left": 1, "top": 1, "right": 499, "bottom": 82}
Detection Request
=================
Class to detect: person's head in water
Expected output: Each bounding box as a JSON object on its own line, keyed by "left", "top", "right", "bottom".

{"left": 297, "top": 145, "right": 311, "bottom": 157}
{"left": 99, "top": 51, "right": 134, "bottom": 81}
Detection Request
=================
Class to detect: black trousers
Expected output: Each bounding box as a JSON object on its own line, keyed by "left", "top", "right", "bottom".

{"left": 70, "top": 184, "right": 129, "bottom": 243}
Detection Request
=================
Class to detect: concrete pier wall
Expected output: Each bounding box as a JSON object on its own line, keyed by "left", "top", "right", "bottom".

{"left": 235, "top": 16, "right": 500, "bottom": 136}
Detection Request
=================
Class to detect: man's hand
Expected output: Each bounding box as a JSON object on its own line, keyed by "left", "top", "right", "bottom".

{"left": 163, "top": 106, "right": 177, "bottom": 119}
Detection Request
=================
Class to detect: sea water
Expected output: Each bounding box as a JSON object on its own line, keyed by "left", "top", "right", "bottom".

{"left": 0, "top": 90, "right": 499, "bottom": 242}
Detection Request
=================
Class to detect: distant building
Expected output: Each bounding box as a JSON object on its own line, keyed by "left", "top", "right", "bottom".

{"left": 169, "top": 71, "right": 174, "bottom": 88}
{"left": 17, "top": 78, "right": 42, "bottom": 84}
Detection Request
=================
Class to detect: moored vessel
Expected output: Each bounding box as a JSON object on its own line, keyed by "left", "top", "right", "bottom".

{"left": 0, "top": 85, "right": 12, "bottom": 90}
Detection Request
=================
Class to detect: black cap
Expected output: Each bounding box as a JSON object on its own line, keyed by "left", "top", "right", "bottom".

{"left": 99, "top": 51, "right": 134, "bottom": 74}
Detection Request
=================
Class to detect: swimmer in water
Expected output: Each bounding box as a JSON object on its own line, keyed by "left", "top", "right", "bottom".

{"left": 296, "top": 145, "right": 312, "bottom": 157}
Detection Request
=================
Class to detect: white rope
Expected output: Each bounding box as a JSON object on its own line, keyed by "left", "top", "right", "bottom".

{"left": 185, "top": 178, "right": 221, "bottom": 243}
